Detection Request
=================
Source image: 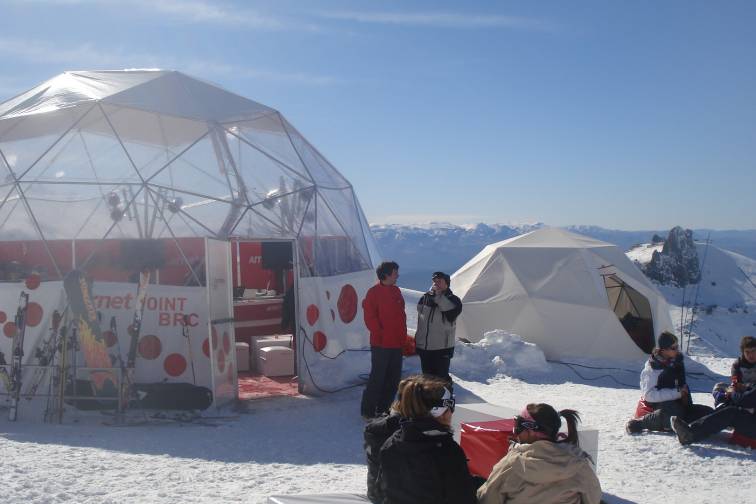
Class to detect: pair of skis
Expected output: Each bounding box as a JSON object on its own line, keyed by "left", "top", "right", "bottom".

{"left": 60, "top": 269, "right": 149, "bottom": 416}
{"left": 24, "top": 310, "right": 63, "bottom": 400}
{"left": 8, "top": 292, "right": 30, "bottom": 421}
{"left": 121, "top": 269, "right": 151, "bottom": 411}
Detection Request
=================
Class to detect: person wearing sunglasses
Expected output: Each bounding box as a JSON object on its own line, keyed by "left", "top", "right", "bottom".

{"left": 626, "top": 331, "right": 713, "bottom": 434}
{"left": 375, "top": 374, "right": 476, "bottom": 504}
{"left": 477, "top": 403, "right": 602, "bottom": 504}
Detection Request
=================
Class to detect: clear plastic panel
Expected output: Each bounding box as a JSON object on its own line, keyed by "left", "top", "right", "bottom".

{"left": 296, "top": 195, "right": 318, "bottom": 276}
{"left": 144, "top": 187, "right": 211, "bottom": 239}
{"left": 169, "top": 191, "right": 241, "bottom": 239}
{"left": 101, "top": 104, "right": 209, "bottom": 182}
{"left": 0, "top": 185, "right": 36, "bottom": 239}
{"left": 20, "top": 181, "right": 143, "bottom": 241}
{"left": 234, "top": 192, "right": 307, "bottom": 238}
{"left": 281, "top": 117, "right": 350, "bottom": 189}
{"left": 225, "top": 115, "right": 311, "bottom": 181}
{"left": 106, "top": 71, "right": 271, "bottom": 123}
{"left": 0, "top": 186, "right": 65, "bottom": 281}
{"left": 312, "top": 193, "right": 371, "bottom": 276}
{"left": 0, "top": 106, "right": 93, "bottom": 181}
{"left": 357, "top": 202, "right": 382, "bottom": 268}
{"left": 318, "top": 187, "right": 373, "bottom": 271}
{"left": 224, "top": 127, "right": 313, "bottom": 207}
{"left": 244, "top": 186, "right": 316, "bottom": 237}
{"left": 146, "top": 132, "right": 247, "bottom": 211}
{"left": 16, "top": 108, "right": 143, "bottom": 191}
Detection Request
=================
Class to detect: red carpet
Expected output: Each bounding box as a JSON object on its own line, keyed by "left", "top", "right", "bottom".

{"left": 237, "top": 371, "right": 300, "bottom": 400}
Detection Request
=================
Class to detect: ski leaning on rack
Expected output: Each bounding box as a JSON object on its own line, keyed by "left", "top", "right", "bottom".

{"left": 182, "top": 314, "right": 197, "bottom": 385}
{"left": 125, "top": 269, "right": 151, "bottom": 408}
{"left": 8, "top": 292, "right": 30, "bottom": 421}
{"left": 44, "top": 323, "right": 68, "bottom": 423}
{"left": 24, "top": 310, "right": 63, "bottom": 400}
{"left": 63, "top": 270, "right": 117, "bottom": 402}
{"left": 108, "top": 315, "right": 131, "bottom": 412}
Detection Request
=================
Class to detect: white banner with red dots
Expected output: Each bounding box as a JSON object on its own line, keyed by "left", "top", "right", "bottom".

{"left": 0, "top": 281, "right": 66, "bottom": 394}
{"left": 297, "top": 270, "right": 375, "bottom": 394}
{"left": 92, "top": 282, "right": 211, "bottom": 387}
{"left": 0, "top": 280, "right": 211, "bottom": 397}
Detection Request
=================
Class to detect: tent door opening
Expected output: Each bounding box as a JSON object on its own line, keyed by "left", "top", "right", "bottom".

{"left": 231, "top": 239, "right": 298, "bottom": 400}
{"left": 603, "top": 273, "right": 655, "bottom": 354}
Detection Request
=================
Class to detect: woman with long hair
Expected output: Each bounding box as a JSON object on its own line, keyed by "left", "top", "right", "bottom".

{"left": 477, "top": 403, "right": 602, "bottom": 504}
{"left": 377, "top": 374, "right": 477, "bottom": 504}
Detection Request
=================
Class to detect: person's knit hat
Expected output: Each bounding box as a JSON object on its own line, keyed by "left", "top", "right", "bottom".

{"left": 657, "top": 332, "right": 678, "bottom": 350}
{"left": 432, "top": 271, "right": 451, "bottom": 286}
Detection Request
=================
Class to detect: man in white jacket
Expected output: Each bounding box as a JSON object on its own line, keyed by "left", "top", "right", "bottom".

{"left": 627, "top": 332, "right": 713, "bottom": 433}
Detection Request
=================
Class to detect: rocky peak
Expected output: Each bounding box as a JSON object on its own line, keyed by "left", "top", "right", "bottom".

{"left": 644, "top": 226, "right": 701, "bottom": 286}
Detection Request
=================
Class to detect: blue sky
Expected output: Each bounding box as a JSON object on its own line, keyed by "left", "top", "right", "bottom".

{"left": 1, "top": 0, "right": 754, "bottom": 230}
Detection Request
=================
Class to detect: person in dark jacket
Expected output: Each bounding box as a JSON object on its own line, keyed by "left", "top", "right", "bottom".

{"left": 415, "top": 272, "right": 462, "bottom": 384}
{"left": 364, "top": 378, "right": 409, "bottom": 503}
{"left": 377, "top": 374, "right": 476, "bottom": 504}
{"left": 671, "top": 335, "right": 756, "bottom": 444}
{"left": 626, "top": 331, "right": 713, "bottom": 434}
{"left": 361, "top": 261, "right": 407, "bottom": 419}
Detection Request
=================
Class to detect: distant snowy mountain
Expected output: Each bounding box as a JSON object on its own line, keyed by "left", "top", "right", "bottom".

{"left": 371, "top": 222, "right": 756, "bottom": 291}
{"left": 628, "top": 240, "right": 756, "bottom": 355}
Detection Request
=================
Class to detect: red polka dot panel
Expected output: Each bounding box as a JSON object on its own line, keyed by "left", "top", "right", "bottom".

{"left": 313, "top": 331, "right": 327, "bottom": 352}
{"left": 0, "top": 311, "right": 7, "bottom": 324}
{"left": 306, "top": 304, "right": 319, "bottom": 326}
{"left": 26, "top": 302, "right": 43, "bottom": 327}
{"left": 202, "top": 338, "right": 210, "bottom": 358}
{"left": 164, "top": 353, "right": 187, "bottom": 377}
{"left": 338, "top": 284, "right": 358, "bottom": 323}
{"left": 138, "top": 334, "right": 162, "bottom": 360}
{"left": 3, "top": 322, "right": 17, "bottom": 338}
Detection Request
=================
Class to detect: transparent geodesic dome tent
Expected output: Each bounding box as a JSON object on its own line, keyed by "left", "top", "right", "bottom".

{"left": 0, "top": 70, "right": 380, "bottom": 280}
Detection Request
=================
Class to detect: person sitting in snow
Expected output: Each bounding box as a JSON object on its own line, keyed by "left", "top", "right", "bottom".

{"left": 376, "top": 374, "right": 477, "bottom": 504}
{"left": 364, "top": 378, "right": 407, "bottom": 503}
{"left": 476, "top": 403, "right": 602, "bottom": 504}
{"left": 626, "top": 332, "right": 713, "bottom": 434}
{"left": 670, "top": 335, "right": 756, "bottom": 445}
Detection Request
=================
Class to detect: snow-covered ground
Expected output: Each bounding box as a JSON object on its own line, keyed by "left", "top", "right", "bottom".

{"left": 1, "top": 331, "right": 753, "bottom": 504}
{"left": 1, "top": 244, "right": 755, "bottom": 504}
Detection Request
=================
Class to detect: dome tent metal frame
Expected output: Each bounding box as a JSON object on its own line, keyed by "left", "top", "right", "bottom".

{"left": 0, "top": 70, "right": 378, "bottom": 279}
{"left": 0, "top": 70, "right": 381, "bottom": 410}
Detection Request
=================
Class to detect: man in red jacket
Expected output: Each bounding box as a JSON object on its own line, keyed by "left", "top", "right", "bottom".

{"left": 361, "top": 261, "right": 407, "bottom": 419}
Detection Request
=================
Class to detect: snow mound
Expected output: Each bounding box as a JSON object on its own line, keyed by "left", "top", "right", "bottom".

{"left": 452, "top": 329, "right": 548, "bottom": 381}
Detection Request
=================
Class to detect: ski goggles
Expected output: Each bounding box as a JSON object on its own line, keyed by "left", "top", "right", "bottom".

{"left": 513, "top": 416, "right": 541, "bottom": 435}
{"left": 429, "top": 387, "right": 455, "bottom": 417}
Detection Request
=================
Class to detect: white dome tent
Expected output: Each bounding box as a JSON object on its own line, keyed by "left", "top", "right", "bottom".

{"left": 0, "top": 70, "right": 379, "bottom": 420}
{"left": 452, "top": 227, "right": 674, "bottom": 360}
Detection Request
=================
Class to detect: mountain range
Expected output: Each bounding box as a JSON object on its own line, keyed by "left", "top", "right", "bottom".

{"left": 369, "top": 222, "right": 756, "bottom": 291}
